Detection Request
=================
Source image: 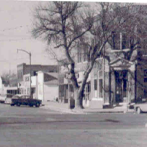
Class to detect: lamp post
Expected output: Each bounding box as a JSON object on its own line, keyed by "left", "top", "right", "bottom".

{"left": 17, "top": 49, "right": 31, "bottom": 98}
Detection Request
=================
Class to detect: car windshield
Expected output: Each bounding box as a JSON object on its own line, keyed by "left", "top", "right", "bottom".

{"left": 12, "top": 95, "right": 30, "bottom": 99}
{"left": 142, "top": 98, "right": 147, "bottom": 102}
{"left": 136, "top": 97, "right": 147, "bottom": 103}
{"left": 12, "top": 95, "right": 20, "bottom": 99}
{"left": 21, "top": 95, "right": 30, "bottom": 99}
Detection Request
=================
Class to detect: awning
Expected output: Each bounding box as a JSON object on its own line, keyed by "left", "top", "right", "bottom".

{"left": 110, "top": 57, "right": 135, "bottom": 71}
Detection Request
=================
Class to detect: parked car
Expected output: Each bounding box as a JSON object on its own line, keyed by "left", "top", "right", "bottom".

{"left": 0, "top": 94, "right": 6, "bottom": 103}
{"left": 5, "top": 94, "right": 15, "bottom": 104}
{"left": 10, "top": 94, "right": 42, "bottom": 108}
{"left": 134, "top": 98, "right": 147, "bottom": 114}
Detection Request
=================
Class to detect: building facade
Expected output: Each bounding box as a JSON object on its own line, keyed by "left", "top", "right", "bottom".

{"left": 58, "top": 35, "right": 147, "bottom": 109}
{"left": 36, "top": 71, "right": 58, "bottom": 102}
{"left": 17, "top": 63, "right": 58, "bottom": 97}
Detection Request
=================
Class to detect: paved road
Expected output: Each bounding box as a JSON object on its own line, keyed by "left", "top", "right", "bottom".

{"left": 0, "top": 103, "right": 147, "bottom": 147}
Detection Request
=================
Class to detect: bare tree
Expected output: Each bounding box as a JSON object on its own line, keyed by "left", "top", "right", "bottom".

{"left": 72, "top": 3, "right": 136, "bottom": 107}
{"left": 1, "top": 72, "right": 16, "bottom": 87}
{"left": 32, "top": 2, "right": 95, "bottom": 109}
{"left": 32, "top": 2, "right": 137, "bottom": 109}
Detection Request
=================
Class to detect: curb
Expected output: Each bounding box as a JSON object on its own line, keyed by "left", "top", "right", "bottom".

{"left": 40, "top": 105, "right": 74, "bottom": 114}
{"left": 41, "top": 105, "right": 134, "bottom": 114}
{"left": 85, "top": 111, "right": 125, "bottom": 114}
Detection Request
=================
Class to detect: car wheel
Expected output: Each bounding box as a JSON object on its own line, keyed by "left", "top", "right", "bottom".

{"left": 17, "top": 103, "right": 21, "bottom": 107}
{"left": 29, "top": 104, "right": 33, "bottom": 107}
{"left": 136, "top": 107, "right": 141, "bottom": 114}
{"left": 35, "top": 103, "right": 40, "bottom": 107}
{"left": 11, "top": 104, "right": 14, "bottom": 106}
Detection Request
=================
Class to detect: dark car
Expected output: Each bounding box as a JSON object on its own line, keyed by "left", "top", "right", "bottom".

{"left": 11, "top": 94, "right": 42, "bottom": 108}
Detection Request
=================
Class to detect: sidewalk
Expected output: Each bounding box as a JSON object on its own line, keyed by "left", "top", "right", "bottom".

{"left": 41, "top": 101, "right": 134, "bottom": 114}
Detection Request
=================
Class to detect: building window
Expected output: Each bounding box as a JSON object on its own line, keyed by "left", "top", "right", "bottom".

{"left": 122, "top": 33, "right": 127, "bottom": 49}
{"left": 111, "top": 31, "right": 120, "bottom": 50}
{"left": 49, "top": 69, "right": 54, "bottom": 72}
{"left": 144, "top": 89, "right": 147, "bottom": 97}
{"left": 88, "top": 82, "right": 91, "bottom": 92}
{"left": 94, "top": 79, "right": 97, "bottom": 90}
{"left": 83, "top": 49, "right": 88, "bottom": 62}
{"left": 77, "top": 49, "right": 82, "bottom": 63}
{"left": 33, "top": 71, "right": 37, "bottom": 76}
{"left": 111, "top": 32, "right": 129, "bottom": 50}
{"left": 98, "top": 59, "right": 103, "bottom": 71}
{"left": 27, "top": 88, "right": 30, "bottom": 95}
{"left": 144, "top": 69, "right": 147, "bottom": 82}
{"left": 99, "top": 79, "right": 103, "bottom": 98}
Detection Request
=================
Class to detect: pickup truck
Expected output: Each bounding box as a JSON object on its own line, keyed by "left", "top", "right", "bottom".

{"left": 10, "top": 94, "right": 42, "bottom": 107}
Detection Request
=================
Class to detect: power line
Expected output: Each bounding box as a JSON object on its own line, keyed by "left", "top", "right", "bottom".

{"left": 0, "top": 37, "right": 32, "bottom": 42}
{"left": 0, "top": 24, "right": 33, "bottom": 42}
{"left": 0, "top": 25, "right": 30, "bottom": 32}
{"left": 0, "top": 51, "right": 46, "bottom": 63}
{"left": 0, "top": 57, "right": 28, "bottom": 63}
{"left": 0, "top": 33, "right": 30, "bottom": 37}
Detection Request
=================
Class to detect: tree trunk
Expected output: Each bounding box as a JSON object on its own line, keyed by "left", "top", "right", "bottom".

{"left": 72, "top": 62, "right": 94, "bottom": 109}
{"left": 73, "top": 87, "right": 84, "bottom": 109}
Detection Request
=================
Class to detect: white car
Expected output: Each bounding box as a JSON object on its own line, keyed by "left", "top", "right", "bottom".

{"left": 0, "top": 95, "right": 6, "bottom": 103}
{"left": 5, "top": 97, "right": 12, "bottom": 104}
{"left": 134, "top": 98, "right": 147, "bottom": 114}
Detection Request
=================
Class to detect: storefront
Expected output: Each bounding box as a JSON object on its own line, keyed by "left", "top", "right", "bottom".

{"left": 110, "top": 58, "right": 136, "bottom": 105}
{"left": 89, "top": 56, "right": 136, "bottom": 108}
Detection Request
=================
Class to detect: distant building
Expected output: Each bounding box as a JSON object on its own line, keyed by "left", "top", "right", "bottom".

{"left": 36, "top": 71, "right": 58, "bottom": 102}
{"left": 17, "top": 63, "right": 59, "bottom": 98}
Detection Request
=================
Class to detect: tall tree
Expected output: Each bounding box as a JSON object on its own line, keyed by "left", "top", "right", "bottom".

{"left": 32, "top": 2, "right": 94, "bottom": 109}
{"left": 32, "top": 2, "right": 136, "bottom": 109}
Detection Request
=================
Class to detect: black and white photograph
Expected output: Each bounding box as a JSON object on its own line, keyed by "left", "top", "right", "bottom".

{"left": 0, "top": 0, "right": 147, "bottom": 147}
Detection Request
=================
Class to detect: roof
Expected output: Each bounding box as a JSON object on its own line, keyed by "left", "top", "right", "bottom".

{"left": 43, "top": 72, "right": 58, "bottom": 79}
{"left": 110, "top": 57, "right": 133, "bottom": 66}
{"left": 44, "top": 80, "right": 58, "bottom": 86}
{"left": 18, "top": 63, "right": 59, "bottom": 75}
{"left": 43, "top": 72, "right": 58, "bottom": 82}
{"left": 5, "top": 87, "right": 18, "bottom": 90}
{"left": 110, "top": 57, "right": 135, "bottom": 71}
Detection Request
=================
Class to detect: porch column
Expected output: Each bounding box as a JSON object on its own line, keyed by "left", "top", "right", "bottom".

{"left": 111, "top": 69, "right": 116, "bottom": 104}
{"left": 109, "top": 67, "right": 112, "bottom": 105}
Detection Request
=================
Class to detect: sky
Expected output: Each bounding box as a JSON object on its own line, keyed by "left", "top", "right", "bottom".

{"left": 0, "top": 0, "right": 57, "bottom": 75}
{"left": 0, "top": 0, "right": 146, "bottom": 76}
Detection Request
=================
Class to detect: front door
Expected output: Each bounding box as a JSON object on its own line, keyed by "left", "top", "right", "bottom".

{"left": 115, "top": 78, "right": 123, "bottom": 103}
{"left": 115, "top": 71, "right": 128, "bottom": 103}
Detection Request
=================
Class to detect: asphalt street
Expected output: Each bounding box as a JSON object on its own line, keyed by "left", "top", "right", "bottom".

{"left": 0, "top": 103, "right": 147, "bottom": 147}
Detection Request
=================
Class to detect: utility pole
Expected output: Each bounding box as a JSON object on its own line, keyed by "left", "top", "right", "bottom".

{"left": 17, "top": 49, "right": 32, "bottom": 98}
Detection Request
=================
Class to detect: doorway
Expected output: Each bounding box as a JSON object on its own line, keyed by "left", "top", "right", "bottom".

{"left": 115, "top": 70, "right": 128, "bottom": 103}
